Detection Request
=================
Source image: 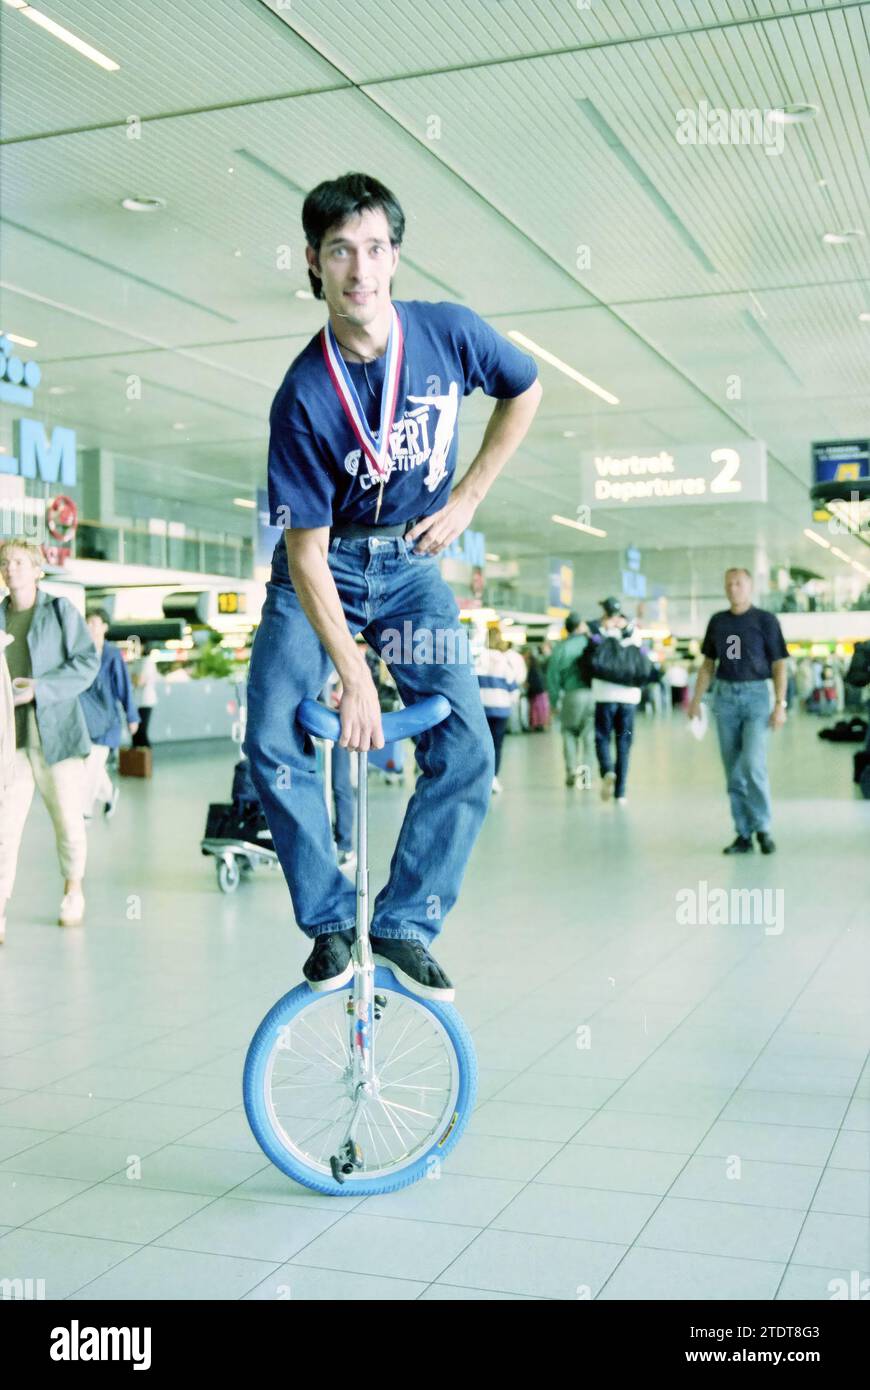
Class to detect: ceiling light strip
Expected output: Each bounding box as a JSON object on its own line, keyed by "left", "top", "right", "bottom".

{"left": 509, "top": 331, "right": 619, "bottom": 405}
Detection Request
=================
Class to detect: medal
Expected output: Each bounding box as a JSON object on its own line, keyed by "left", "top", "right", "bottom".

{"left": 321, "top": 307, "right": 404, "bottom": 508}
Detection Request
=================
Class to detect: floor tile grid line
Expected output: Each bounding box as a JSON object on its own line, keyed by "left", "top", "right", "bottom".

{"left": 590, "top": 915, "right": 870, "bottom": 1298}
{"left": 766, "top": 1063, "right": 870, "bottom": 1301}
{"left": 9, "top": 1064, "right": 863, "bottom": 1293}
{"left": 462, "top": 871, "right": 841, "bottom": 1064}
{"left": 464, "top": 912, "right": 860, "bottom": 1296}
{"left": 3, "top": 885, "right": 771, "bottom": 1283}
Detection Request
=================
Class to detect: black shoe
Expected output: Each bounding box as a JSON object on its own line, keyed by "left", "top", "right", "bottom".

{"left": 756, "top": 831, "right": 776, "bottom": 855}
{"left": 723, "top": 835, "right": 754, "bottom": 854}
{"left": 303, "top": 931, "right": 354, "bottom": 992}
{"left": 370, "top": 936, "right": 455, "bottom": 1002}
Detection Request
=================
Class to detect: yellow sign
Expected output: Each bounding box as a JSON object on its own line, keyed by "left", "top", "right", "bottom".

{"left": 217, "top": 592, "right": 246, "bottom": 615}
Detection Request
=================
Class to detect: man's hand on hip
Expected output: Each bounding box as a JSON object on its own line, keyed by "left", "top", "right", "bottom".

{"left": 339, "top": 671, "right": 385, "bottom": 752}
{"left": 405, "top": 485, "right": 477, "bottom": 556}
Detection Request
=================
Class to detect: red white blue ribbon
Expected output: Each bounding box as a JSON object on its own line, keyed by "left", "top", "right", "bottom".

{"left": 321, "top": 306, "right": 404, "bottom": 483}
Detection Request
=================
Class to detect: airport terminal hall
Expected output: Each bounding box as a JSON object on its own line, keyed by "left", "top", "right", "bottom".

{"left": 1, "top": 0, "right": 869, "bottom": 1336}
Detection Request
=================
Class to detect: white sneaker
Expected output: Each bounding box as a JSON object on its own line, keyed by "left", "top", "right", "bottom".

{"left": 491, "top": 776, "right": 503, "bottom": 795}
{"left": 616, "top": 796, "right": 628, "bottom": 805}
{"left": 600, "top": 771, "right": 616, "bottom": 802}
{"left": 58, "top": 891, "right": 85, "bottom": 927}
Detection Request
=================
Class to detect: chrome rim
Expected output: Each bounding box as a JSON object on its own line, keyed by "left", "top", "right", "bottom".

{"left": 262, "top": 989, "right": 461, "bottom": 1180}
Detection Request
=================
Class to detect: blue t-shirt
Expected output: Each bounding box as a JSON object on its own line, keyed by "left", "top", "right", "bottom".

{"left": 267, "top": 300, "right": 538, "bottom": 528}
{"left": 702, "top": 606, "right": 788, "bottom": 681}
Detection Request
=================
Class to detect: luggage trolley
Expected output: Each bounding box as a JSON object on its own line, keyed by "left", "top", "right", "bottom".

{"left": 200, "top": 680, "right": 280, "bottom": 893}
{"left": 200, "top": 681, "right": 331, "bottom": 893}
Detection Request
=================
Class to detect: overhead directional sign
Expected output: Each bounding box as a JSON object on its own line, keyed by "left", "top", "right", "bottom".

{"left": 580, "top": 442, "right": 767, "bottom": 509}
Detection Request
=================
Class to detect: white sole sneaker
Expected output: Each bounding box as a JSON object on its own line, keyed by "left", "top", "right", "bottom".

{"left": 58, "top": 892, "right": 85, "bottom": 927}
{"left": 305, "top": 962, "right": 354, "bottom": 993}
{"left": 372, "top": 954, "right": 455, "bottom": 1003}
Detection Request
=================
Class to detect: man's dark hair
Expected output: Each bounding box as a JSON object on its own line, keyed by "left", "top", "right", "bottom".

{"left": 302, "top": 172, "right": 405, "bottom": 300}
{"left": 565, "top": 611, "right": 581, "bottom": 634}
{"left": 88, "top": 607, "right": 111, "bottom": 627}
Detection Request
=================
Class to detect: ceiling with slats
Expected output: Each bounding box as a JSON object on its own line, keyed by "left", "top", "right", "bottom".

{"left": 1, "top": 0, "right": 868, "bottom": 586}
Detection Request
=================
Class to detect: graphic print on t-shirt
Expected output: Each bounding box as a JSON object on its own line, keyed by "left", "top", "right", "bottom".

{"left": 343, "top": 381, "right": 460, "bottom": 494}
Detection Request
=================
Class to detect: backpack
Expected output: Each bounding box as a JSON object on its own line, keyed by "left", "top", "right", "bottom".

{"left": 846, "top": 641, "right": 870, "bottom": 689}
{"left": 575, "top": 637, "right": 597, "bottom": 687}
{"left": 590, "top": 635, "right": 655, "bottom": 687}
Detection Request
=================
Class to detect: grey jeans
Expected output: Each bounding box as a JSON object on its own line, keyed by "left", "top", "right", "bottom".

{"left": 560, "top": 687, "right": 595, "bottom": 777}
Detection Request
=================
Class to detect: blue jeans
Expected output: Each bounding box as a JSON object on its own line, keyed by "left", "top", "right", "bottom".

{"left": 244, "top": 536, "right": 494, "bottom": 946}
{"left": 713, "top": 679, "right": 773, "bottom": 837}
{"left": 331, "top": 744, "right": 354, "bottom": 852}
{"left": 595, "top": 702, "right": 635, "bottom": 798}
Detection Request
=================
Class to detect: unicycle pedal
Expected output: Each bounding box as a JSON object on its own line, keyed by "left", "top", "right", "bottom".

{"left": 330, "top": 1139, "right": 364, "bottom": 1183}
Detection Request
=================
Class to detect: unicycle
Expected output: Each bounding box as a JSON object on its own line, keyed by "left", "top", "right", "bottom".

{"left": 243, "top": 695, "right": 478, "bottom": 1195}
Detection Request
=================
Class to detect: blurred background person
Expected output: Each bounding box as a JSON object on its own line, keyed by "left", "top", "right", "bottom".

{"left": 80, "top": 609, "right": 140, "bottom": 819}
{"left": 476, "top": 625, "right": 520, "bottom": 794}
{"left": 547, "top": 611, "right": 594, "bottom": 788}
{"left": 591, "top": 597, "right": 642, "bottom": 805}
{"left": 130, "top": 642, "right": 160, "bottom": 747}
{"left": 526, "top": 646, "right": 551, "bottom": 731}
{"left": 0, "top": 540, "right": 99, "bottom": 936}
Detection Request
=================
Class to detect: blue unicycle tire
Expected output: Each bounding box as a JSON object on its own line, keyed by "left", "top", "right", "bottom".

{"left": 243, "top": 966, "right": 477, "bottom": 1196}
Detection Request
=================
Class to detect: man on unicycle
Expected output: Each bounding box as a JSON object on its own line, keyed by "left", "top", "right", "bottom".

{"left": 245, "top": 172, "right": 541, "bottom": 1000}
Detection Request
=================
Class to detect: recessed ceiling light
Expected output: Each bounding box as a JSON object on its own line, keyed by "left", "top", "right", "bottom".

{"left": 822, "top": 229, "right": 864, "bottom": 245}
{"left": 121, "top": 196, "right": 167, "bottom": 212}
{"left": 48, "top": 386, "right": 74, "bottom": 395}
{"left": 233, "top": 497, "right": 256, "bottom": 509}
{"left": 552, "top": 514, "right": 608, "bottom": 538}
{"left": 233, "top": 250, "right": 242, "bottom": 257}
{"left": 803, "top": 528, "right": 831, "bottom": 549}
{"left": 562, "top": 430, "right": 577, "bottom": 438}
{"left": 859, "top": 312, "right": 870, "bottom": 323}
{"left": 295, "top": 289, "right": 314, "bottom": 300}
{"left": 509, "top": 331, "right": 620, "bottom": 406}
{"left": 768, "top": 102, "right": 818, "bottom": 125}
{"left": 172, "top": 422, "right": 188, "bottom": 431}
{"left": 5, "top": 1, "right": 120, "bottom": 70}
{"left": 0, "top": 330, "right": 38, "bottom": 347}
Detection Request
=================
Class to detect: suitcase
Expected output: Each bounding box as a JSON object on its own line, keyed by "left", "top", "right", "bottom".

{"left": 119, "top": 746, "right": 152, "bottom": 778}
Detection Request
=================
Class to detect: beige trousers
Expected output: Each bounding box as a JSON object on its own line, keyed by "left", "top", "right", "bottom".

{"left": 82, "top": 744, "right": 112, "bottom": 815}
{"left": 0, "top": 743, "right": 87, "bottom": 901}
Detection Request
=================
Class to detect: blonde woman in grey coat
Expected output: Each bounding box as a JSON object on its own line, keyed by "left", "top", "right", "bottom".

{"left": 0, "top": 540, "right": 99, "bottom": 939}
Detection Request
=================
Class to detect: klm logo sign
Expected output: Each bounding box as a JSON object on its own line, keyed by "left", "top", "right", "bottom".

{"left": 0, "top": 336, "right": 77, "bottom": 485}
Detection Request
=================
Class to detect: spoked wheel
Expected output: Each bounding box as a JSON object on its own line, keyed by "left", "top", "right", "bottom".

{"left": 243, "top": 967, "right": 477, "bottom": 1195}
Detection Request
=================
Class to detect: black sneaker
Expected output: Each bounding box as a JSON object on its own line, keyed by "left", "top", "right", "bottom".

{"left": 370, "top": 936, "right": 455, "bottom": 1002}
{"left": 303, "top": 931, "right": 354, "bottom": 992}
{"left": 756, "top": 831, "right": 776, "bottom": 855}
{"left": 723, "top": 835, "right": 754, "bottom": 855}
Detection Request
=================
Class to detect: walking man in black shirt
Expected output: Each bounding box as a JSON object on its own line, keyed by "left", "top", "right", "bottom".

{"left": 688, "top": 568, "right": 788, "bottom": 854}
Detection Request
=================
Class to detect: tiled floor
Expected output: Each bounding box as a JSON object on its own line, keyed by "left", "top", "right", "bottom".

{"left": 1, "top": 712, "right": 868, "bottom": 1300}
